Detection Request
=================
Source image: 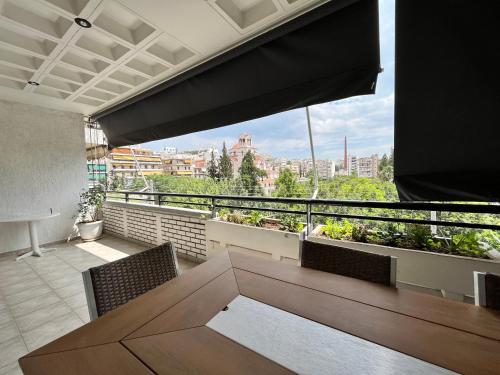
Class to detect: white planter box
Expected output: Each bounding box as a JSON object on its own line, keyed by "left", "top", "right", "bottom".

{"left": 205, "top": 219, "right": 300, "bottom": 262}
{"left": 311, "top": 225, "right": 500, "bottom": 298}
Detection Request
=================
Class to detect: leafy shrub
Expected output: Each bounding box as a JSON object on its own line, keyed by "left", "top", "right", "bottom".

{"left": 224, "top": 211, "right": 245, "bottom": 225}
{"left": 218, "top": 208, "right": 230, "bottom": 218}
{"left": 480, "top": 230, "right": 500, "bottom": 251}
{"left": 322, "top": 219, "right": 353, "bottom": 240}
{"left": 351, "top": 224, "right": 368, "bottom": 243}
{"left": 448, "top": 231, "right": 488, "bottom": 258}
{"left": 280, "top": 215, "right": 305, "bottom": 233}
{"left": 244, "top": 211, "right": 264, "bottom": 227}
{"left": 76, "top": 186, "right": 105, "bottom": 223}
{"left": 395, "top": 225, "right": 441, "bottom": 250}
{"left": 318, "top": 219, "right": 488, "bottom": 259}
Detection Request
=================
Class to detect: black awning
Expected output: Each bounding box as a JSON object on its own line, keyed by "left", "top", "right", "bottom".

{"left": 94, "top": 0, "right": 380, "bottom": 148}
{"left": 394, "top": 0, "right": 500, "bottom": 201}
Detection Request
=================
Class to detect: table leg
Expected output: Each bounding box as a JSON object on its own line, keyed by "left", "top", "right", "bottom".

{"left": 28, "top": 220, "right": 42, "bottom": 257}
{"left": 16, "top": 220, "right": 57, "bottom": 261}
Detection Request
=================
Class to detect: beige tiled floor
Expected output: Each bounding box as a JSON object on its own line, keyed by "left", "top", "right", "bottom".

{"left": 0, "top": 235, "right": 197, "bottom": 375}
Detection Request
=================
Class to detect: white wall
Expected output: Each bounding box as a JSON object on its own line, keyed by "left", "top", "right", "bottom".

{"left": 0, "top": 99, "right": 87, "bottom": 254}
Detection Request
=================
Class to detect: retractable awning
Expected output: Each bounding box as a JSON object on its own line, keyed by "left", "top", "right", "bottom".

{"left": 94, "top": 0, "right": 380, "bottom": 148}
{"left": 394, "top": 0, "right": 500, "bottom": 201}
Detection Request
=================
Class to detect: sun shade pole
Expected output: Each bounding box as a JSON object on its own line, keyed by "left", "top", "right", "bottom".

{"left": 306, "top": 106, "right": 318, "bottom": 236}
{"left": 306, "top": 106, "right": 319, "bottom": 200}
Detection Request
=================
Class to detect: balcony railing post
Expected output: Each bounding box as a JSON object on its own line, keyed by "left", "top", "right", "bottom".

{"left": 430, "top": 210, "right": 438, "bottom": 235}
{"left": 154, "top": 194, "right": 161, "bottom": 206}
{"left": 125, "top": 192, "right": 129, "bottom": 203}
{"left": 306, "top": 201, "right": 312, "bottom": 236}
{"left": 211, "top": 197, "right": 216, "bottom": 218}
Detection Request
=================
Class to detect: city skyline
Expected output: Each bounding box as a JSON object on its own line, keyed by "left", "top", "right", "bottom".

{"left": 142, "top": 0, "right": 395, "bottom": 161}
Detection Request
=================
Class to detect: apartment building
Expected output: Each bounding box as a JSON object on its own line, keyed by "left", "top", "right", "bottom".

{"left": 348, "top": 154, "right": 379, "bottom": 178}
{"left": 162, "top": 155, "right": 194, "bottom": 177}
{"left": 108, "top": 147, "right": 163, "bottom": 178}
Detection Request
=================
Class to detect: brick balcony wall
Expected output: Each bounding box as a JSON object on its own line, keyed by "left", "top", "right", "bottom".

{"left": 103, "top": 201, "right": 210, "bottom": 262}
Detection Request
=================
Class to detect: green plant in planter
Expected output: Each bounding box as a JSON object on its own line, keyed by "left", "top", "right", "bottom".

{"left": 280, "top": 215, "right": 305, "bottom": 233}
{"left": 352, "top": 224, "right": 369, "bottom": 243}
{"left": 366, "top": 231, "right": 385, "bottom": 245}
{"left": 449, "top": 231, "right": 487, "bottom": 258}
{"left": 76, "top": 186, "right": 105, "bottom": 223}
{"left": 480, "top": 230, "right": 500, "bottom": 251}
{"left": 394, "top": 224, "right": 442, "bottom": 251}
{"left": 245, "top": 211, "right": 264, "bottom": 227}
{"left": 217, "top": 208, "right": 230, "bottom": 220}
{"left": 322, "top": 219, "right": 353, "bottom": 240}
{"left": 225, "top": 211, "right": 245, "bottom": 225}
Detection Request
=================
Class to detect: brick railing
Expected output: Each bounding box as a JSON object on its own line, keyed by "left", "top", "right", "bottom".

{"left": 103, "top": 201, "right": 210, "bottom": 262}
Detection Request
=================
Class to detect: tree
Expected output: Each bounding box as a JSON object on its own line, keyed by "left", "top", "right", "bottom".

{"left": 207, "top": 150, "right": 219, "bottom": 180}
{"left": 379, "top": 150, "right": 394, "bottom": 182}
{"left": 379, "top": 165, "right": 394, "bottom": 182}
{"left": 239, "top": 151, "right": 265, "bottom": 195}
{"left": 275, "top": 168, "right": 298, "bottom": 197}
{"left": 218, "top": 142, "right": 233, "bottom": 180}
{"left": 379, "top": 153, "right": 389, "bottom": 171}
{"left": 131, "top": 177, "right": 146, "bottom": 191}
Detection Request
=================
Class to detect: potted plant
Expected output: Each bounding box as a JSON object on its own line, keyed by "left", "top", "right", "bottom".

{"left": 76, "top": 186, "right": 105, "bottom": 241}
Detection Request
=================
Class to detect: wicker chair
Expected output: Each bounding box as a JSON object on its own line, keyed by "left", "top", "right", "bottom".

{"left": 299, "top": 235, "right": 397, "bottom": 287}
{"left": 474, "top": 272, "right": 500, "bottom": 310}
{"left": 82, "top": 242, "right": 180, "bottom": 320}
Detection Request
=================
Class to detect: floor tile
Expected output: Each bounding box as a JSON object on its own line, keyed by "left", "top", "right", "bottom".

{"left": 4, "top": 285, "right": 52, "bottom": 306}
{"left": 0, "top": 277, "right": 45, "bottom": 297}
{"left": 25, "top": 260, "right": 68, "bottom": 274}
{"left": 45, "top": 273, "right": 82, "bottom": 290}
{"left": 15, "top": 301, "right": 72, "bottom": 334}
{"left": 0, "top": 309, "right": 12, "bottom": 326}
{"left": 0, "top": 268, "right": 38, "bottom": 287}
{"left": 37, "top": 266, "right": 80, "bottom": 282}
{"left": 9, "top": 292, "right": 61, "bottom": 319}
{"left": 22, "top": 312, "right": 83, "bottom": 351}
{"left": 0, "top": 361, "right": 23, "bottom": 375}
{"left": 64, "top": 291, "right": 87, "bottom": 310}
{"left": 0, "top": 336, "right": 27, "bottom": 368}
{"left": 23, "top": 254, "right": 62, "bottom": 266}
{"left": 0, "top": 299, "right": 7, "bottom": 313}
{"left": 54, "top": 282, "right": 85, "bottom": 299}
{"left": 0, "top": 321, "right": 19, "bottom": 344}
{"left": 0, "top": 261, "right": 31, "bottom": 273}
{"left": 70, "top": 259, "right": 107, "bottom": 272}
{"left": 74, "top": 305, "right": 90, "bottom": 324}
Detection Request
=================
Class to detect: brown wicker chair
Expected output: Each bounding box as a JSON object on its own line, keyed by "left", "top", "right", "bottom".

{"left": 82, "top": 242, "right": 180, "bottom": 320}
{"left": 299, "top": 237, "right": 397, "bottom": 287}
{"left": 474, "top": 272, "right": 500, "bottom": 310}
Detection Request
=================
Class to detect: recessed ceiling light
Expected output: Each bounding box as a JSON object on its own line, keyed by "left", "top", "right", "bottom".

{"left": 27, "top": 81, "right": 39, "bottom": 86}
{"left": 74, "top": 18, "right": 92, "bottom": 28}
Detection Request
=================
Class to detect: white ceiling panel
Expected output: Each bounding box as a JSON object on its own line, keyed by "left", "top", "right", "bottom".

{"left": 0, "top": 0, "right": 326, "bottom": 115}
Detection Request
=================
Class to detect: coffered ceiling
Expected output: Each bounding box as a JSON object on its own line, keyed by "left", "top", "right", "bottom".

{"left": 0, "top": 0, "right": 327, "bottom": 115}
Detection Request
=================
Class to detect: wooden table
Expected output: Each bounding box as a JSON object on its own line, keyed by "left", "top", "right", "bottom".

{"left": 20, "top": 251, "right": 500, "bottom": 374}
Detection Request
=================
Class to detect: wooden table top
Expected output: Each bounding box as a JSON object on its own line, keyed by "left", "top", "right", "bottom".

{"left": 20, "top": 251, "right": 500, "bottom": 375}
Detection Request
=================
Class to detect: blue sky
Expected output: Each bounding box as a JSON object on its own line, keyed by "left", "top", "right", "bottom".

{"left": 143, "top": 0, "right": 395, "bottom": 160}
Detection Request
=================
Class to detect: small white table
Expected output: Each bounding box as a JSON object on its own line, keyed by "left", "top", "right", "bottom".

{"left": 0, "top": 212, "right": 60, "bottom": 260}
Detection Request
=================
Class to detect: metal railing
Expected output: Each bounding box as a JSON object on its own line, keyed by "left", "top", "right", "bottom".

{"left": 106, "top": 191, "right": 500, "bottom": 233}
